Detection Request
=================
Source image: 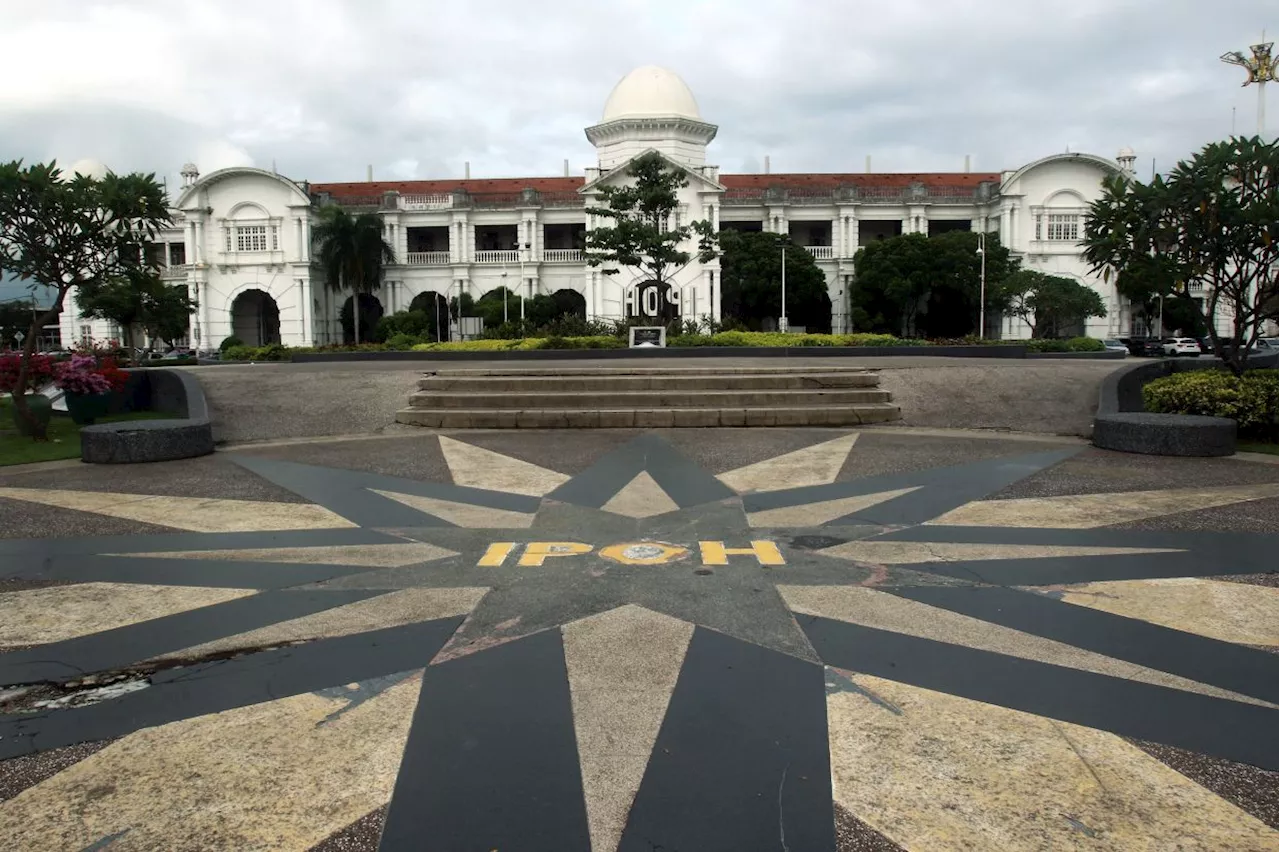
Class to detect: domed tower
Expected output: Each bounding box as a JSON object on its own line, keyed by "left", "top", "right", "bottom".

{"left": 585, "top": 66, "right": 718, "bottom": 170}
{"left": 66, "top": 159, "right": 109, "bottom": 180}
{"left": 1116, "top": 146, "right": 1137, "bottom": 177}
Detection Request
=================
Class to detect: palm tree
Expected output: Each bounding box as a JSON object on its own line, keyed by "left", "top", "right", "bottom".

{"left": 312, "top": 206, "right": 395, "bottom": 343}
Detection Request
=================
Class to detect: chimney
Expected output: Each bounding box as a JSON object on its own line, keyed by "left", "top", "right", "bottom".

{"left": 366, "top": 164, "right": 373, "bottom": 182}
{"left": 465, "top": 161, "right": 471, "bottom": 179}
{"left": 764, "top": 155, "right": 770, "bottom": 175}
{"left": 964, "top": 154, "right": 971, "bottom": 173}
{"left": 563, "top": 158, "right": 570, "bottom": 177}
{"left": 865, "top": 155, "right": 871, "bottom": 174}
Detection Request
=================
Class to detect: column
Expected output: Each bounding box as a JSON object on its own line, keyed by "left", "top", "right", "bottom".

{"left": 200, "top": 280, "right": 210, "bottom": 352}
{"left": 295, "top": 218, "right": 303, "bottom": 262}
{"left": 849, "top": 216, "right": 860, "bottom": 254}
{"left": 711, "top": 203, "right": 720, "bottom": 233}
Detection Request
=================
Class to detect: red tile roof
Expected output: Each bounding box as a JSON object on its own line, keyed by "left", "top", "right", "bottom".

{"left": 312, "top": 177, "right": 585, "bottom": 199}
{"left": 720, "top": 172, "right": 1001, "bottom": 189}
{"left": 311, "top": 171, "right": 1000, "bottom": 199}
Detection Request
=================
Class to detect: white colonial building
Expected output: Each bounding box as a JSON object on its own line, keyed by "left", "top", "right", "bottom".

{"left": 62, "top": 66, "right": 1166, "bottom": 350}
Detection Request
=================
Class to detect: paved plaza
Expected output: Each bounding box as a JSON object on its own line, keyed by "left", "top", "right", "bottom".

{"left": 0, "top": 427, "right": 1276, "bottom": 851}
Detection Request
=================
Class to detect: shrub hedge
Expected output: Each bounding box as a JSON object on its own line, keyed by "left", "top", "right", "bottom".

{"left": 1024, "top": 337, "right": 1106, "bottom": 353}
{"left": 1143, "top": 369, "right": 1278, "bottom": 437}
{"left": 217, "top": 332, "right": 1110, "bottom": 359}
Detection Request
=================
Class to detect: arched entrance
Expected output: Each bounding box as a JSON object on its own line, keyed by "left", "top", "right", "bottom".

{"left": 627, "top": 280, "right": 679, "bottom": 322}
{"left": 551, "top": 289, "right": 587, "bottom": 321}
{"left": 408, "top": 291, "right": 450, "bottom": 342}
{"left": 341, "top": 293, "right": 384, "bottom": 344}
{"left": 230, "top": 289, "right": 280, "bottom": 346}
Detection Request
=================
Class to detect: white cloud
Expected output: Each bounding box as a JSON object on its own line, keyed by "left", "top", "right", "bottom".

{"left": 0, "top": 0, "right": 1274, "bottom": 183}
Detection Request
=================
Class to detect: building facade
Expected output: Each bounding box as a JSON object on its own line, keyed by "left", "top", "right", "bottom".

{"left": 62, "top": 66, "right": 1177, "bottom": 350}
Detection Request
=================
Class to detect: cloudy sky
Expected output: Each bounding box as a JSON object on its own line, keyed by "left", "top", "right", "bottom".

{"left": 0, "top": 0, "right": 1276, "bottom": 194}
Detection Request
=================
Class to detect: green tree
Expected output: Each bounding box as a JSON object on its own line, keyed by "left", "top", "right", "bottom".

{"left": 719, "top": 229, "right": 831, "bottom": 332}
{"left": 145, "top": 283, "right": 197, "bottom": 347}
{"left": 312, "top": 206, "right": 395, "bottom": 344}
{"left": 999, "top": 270, "right": 1107, "bottom": 338}
{"left": 851, "top": 231, "right": 1014, "bottom": 337}
{"left": 77, "top": 270, "right": 194, "bottom": 353}
{"left": 0, "top": 160, "right": 170, "bottom": 438}
{"left": 1083, "top": 135, "right": 1278, "bottom": 374}
{"left": 584, "top": 151, "right": 718, "bottom": 311}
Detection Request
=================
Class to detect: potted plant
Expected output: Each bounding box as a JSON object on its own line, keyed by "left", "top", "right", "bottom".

{"left": 54, "top": 353, "right": 127, "bottom": 425}
{"left": 1, "top": 351, "right": 57, "bottom": 436}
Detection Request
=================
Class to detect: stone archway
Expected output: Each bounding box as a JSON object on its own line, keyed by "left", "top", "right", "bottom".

{"left": 230, "top": 289, "right": 280, "bottom": 346}
{"left": 550, "top": 289, "right": 587, "bottom": 321}
{"left": 341, "top": 293, "right": 384, "bottom": 344}
{"left": 408, "top": 291, "right": 450, "bottom": 342}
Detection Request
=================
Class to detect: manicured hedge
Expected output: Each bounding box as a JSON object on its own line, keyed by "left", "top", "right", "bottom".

{"left": 1143, "top": 369, "right": 1278, "bottom": 437}
{"left": 218, "top": 332, "right": 1109, "bottom": 359}
{"left": 1023, "top": 337, "right": 1106, "bottom": 353}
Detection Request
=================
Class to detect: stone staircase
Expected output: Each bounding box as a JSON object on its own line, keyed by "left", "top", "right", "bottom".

{"left": 395, "top": 366, "right": 901, "bottom": 428}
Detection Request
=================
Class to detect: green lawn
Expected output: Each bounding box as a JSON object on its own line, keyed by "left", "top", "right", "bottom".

{"left": 0, "top": 396, "right": 170, "bottom": 466}
{"left": 1237, "top": 439, "right": 1279, "bottom": 456}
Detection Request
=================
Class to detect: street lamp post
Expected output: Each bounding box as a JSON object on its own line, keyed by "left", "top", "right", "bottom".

{"left": 977, "top": 231, "right": 987, "bottom": 340}
{"left": 1221, "top": 34, "right": 1278, "bottom": 136}
{"left": 779, "top": 238, "right": 788, "bottom": 333}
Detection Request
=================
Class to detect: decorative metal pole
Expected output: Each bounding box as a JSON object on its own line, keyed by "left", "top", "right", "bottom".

{"left": 780, "top": 241, "right": 788, "bottom": 333}
{"left": 1221, "top": 34, "right": 1278, "bottom": 137}
{"left": 977, "top": 231, "right": 987, "bottom": 340}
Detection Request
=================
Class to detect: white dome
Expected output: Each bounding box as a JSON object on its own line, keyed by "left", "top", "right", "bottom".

{"left": 602, "top": 66, "right": 702, "bottom": 122}
{"left": 1117, "top": 146, "right": 1136, "bottom": 158}
{"left": 67, "top": 158, "right": 109, "bottom": 180}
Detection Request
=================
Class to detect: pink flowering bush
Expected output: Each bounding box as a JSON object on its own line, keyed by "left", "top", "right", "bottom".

{"left": 53, "top": 354, "right": 113, "bottom": 395}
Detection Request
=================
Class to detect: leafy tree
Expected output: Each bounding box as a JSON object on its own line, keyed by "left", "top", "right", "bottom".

{"left": 719, "top": 229, "right": 831, "bottom": 332}
{"left": 77, "top": 270, "right": 195, "bottom": 352}
{"left": 851, "top": 231, "right": 1014, "bottom": 337}
{"left": 999, "top": 270, "right": 1107, "bottom": 338}
{"left": 0, "top": 160, "right": 170, "bottom": 438}
{"left": 1083, "top": 135, "right": 1278, "bottom": 374}
{"left": 313, "top": 206, "right": 395, "bottom": 344}
{"left": 584, "top": 151, "right": 718, "bottom": 313}
{"left": 145, "top": 283, "right": 197, "bottom": 347}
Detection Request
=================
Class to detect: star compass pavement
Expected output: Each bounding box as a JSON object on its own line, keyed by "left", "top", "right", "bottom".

{"left": 0, "top": 429, "right": 1277, "bottom": 851}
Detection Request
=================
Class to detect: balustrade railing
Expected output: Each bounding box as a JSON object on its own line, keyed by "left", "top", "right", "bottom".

{"left": 475, "top": 250, "right": 520, "bottom": 263}
{"left": 804, "top": 246, "right": 834, "bottom": 260}
{"left": 406, "top": 251, "right": 451, "bottom": 265}
{"left": 401, "top": 194, "right": 453, "bottom": 210}
{"left": 542, "top": 249, "right": 583, "bottom": 262}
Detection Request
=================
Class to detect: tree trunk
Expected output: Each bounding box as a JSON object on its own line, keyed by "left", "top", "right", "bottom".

{"left": 354, "top": 290, "right": 361, "bottom": 345}
{"left": 11, "top": 295, "right": 67, "bottom": 441}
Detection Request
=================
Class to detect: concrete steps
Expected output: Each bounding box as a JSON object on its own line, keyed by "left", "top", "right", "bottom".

{"left": 395, "top": 366, "right": 901, "bottom": 429}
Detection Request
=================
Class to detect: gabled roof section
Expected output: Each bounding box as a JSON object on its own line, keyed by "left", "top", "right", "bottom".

{"left": 999, "top": 153, "right": 1121, "bottom": 194}
{"left": 175, "top": 166, "right": 312, "bottom": 208}
{"left": 579, "top": 148, "right": 725, "bottom": 194}
{"left": 312, "top": 176, "right": 585, "bottom": 200}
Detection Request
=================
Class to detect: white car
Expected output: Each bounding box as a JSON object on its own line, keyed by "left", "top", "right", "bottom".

{"left": 1162, "top": 337, "right": 1201, "bottom": 357}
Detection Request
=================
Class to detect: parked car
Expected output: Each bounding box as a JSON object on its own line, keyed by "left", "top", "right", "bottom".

{"left": 1255, "top": 337, "right": 1279, "bottom": 352}
{"left": 1162, "top": 337, "right": 1202, "bottom": 357}
{"left": 1101, "top": 339, "right": 1129, "bottom": 355}
{"left": 1140, "top": 339, "right": 1166, "bottom": 357}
